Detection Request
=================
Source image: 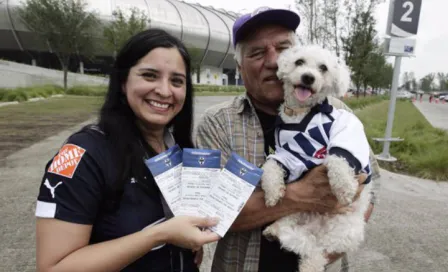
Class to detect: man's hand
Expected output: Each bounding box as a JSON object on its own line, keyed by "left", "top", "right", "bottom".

{"left": 284, "top": 165, "right": 368, "bottom": 214}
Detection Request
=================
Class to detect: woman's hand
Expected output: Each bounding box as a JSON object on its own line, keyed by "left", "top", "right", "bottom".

{"left": 155, "top": 216, "right": 221, "bottom": 251}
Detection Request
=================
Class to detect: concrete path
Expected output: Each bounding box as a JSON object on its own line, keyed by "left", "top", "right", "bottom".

{"left": 413, "top": 100, "right": 448, "bottom": 130}
{"left": 1, "top": 96, "right": 447, "bottom": 272}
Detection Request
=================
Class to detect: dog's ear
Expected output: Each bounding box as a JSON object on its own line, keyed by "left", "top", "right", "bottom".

{"left": 276, "top": 47, "right": 295, "bottom": 80}
{"left": 332, "top": 60, "right": 351, "bottom": 97}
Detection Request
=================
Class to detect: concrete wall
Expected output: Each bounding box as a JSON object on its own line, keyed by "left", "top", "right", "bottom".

{"left": 0, "top": 60, "right": 108, "bottom": 89}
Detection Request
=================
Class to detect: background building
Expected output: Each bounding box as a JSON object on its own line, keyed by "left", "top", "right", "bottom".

{"left": 0, "top": 0, "right": 243, "bottom": 85}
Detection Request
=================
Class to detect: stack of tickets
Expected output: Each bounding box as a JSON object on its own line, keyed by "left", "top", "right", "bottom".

{"left": 145, "top": 145, "right": 263, "bottom": 237}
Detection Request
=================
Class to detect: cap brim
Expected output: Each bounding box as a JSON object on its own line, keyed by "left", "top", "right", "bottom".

{"left": 234, "top": 9, "right": 300, "bottom": 47}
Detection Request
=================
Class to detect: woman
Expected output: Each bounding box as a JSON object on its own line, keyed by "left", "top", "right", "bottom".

{"left": 35, "top": 29, "right": 220, "bottom": 271}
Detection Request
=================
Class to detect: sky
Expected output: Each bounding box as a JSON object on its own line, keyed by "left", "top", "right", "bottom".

{"left": 189, "top": 0, "right": 448, "bottom": 81}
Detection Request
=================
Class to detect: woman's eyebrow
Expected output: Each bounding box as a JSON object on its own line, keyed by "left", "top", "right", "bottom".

{"left": 138, "top": 67, "right": 158, "bottom": 73}
{"left": 172, "top": 72, "right": 186, "bottom": 79}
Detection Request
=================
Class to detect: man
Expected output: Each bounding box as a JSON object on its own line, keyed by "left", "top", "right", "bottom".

{"left": 195, "top": 7, "right": 381, "bottom": 272}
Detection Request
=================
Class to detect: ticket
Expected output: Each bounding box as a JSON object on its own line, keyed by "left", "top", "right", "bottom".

{"left": 179, "top": 148, "right": 221, "bottom": 217}
{"left": 197, "top": 152, "right": 263, "bottom": 237}
{"left": 144, "top": 145, "right": 183, "bottom": 216}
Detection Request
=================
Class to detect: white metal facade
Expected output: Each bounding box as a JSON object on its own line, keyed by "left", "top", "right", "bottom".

{"left": 0, "top": 0, "right": 240, "bottom": 69}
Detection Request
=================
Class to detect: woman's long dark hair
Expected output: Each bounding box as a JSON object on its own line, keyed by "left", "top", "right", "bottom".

{"left": 98, "top": 28, "right": 194, "bottom": 191}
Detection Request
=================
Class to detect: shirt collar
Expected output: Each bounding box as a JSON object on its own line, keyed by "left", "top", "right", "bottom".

{"left": 235, "top": 92, "right": 255, "bottom": 114}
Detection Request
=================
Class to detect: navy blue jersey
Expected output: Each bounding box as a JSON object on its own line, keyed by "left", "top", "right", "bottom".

{"left": 35, "top": 126, "right": 198, "bottom": 272}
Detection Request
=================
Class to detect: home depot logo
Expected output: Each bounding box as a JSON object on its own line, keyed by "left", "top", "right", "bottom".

{"left": 48, "top": 144, "right": 86, "bottom": 178}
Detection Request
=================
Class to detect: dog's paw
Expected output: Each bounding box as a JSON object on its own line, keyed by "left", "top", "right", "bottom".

{"left": 324, "top": 155, "right": 358, "bottom": 205}
{"left": 261, "top": 159, "right": 287, "bottom": 207}
{"left": 262, "top": 223, "right": 280, "bottom": 241}
{"left": 264, "top": 184, "right": 286, "bottom": 207}
{"left": 299, "top": 254, "right": 327, "bottom": 272}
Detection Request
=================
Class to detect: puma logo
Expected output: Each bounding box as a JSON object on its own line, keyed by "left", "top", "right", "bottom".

{"left": 44, "top": 179, "right": 63, "bottom": 199}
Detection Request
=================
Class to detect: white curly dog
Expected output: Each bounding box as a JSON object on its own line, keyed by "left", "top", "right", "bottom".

{"left": 260, "top": 44, "right": 372, "bottom": 272}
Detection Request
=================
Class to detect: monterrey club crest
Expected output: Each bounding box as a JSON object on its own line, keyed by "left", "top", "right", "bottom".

{"left": 199, "top": 157, "right": 205, "bottom": 165}
{"left": 164, "top": 158, "right": 172, "bottom": 167}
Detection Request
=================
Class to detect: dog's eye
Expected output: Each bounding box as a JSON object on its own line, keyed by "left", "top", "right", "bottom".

{"left": 319, "top": 65, "right": 328, "bottom": 72}
{"left": 295, "top": 59, "right": 305, "bottom": 66}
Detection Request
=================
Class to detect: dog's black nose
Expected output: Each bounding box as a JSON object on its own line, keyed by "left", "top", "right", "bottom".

{"left": 301, "top": 74, "right": 315, "bottom": 85}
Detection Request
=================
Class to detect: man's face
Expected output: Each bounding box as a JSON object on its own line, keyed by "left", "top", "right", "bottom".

{"left": 239, "top": 25, "right": 293, "bottom": 109}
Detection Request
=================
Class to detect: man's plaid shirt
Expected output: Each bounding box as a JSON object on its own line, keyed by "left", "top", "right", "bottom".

{"left": 195, "top": 93, "right": 381, "bottom": 272}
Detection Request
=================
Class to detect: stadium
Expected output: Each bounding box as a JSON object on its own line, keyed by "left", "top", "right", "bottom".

{"left": 0, "top": 0, "right": 242, "bottom": 85}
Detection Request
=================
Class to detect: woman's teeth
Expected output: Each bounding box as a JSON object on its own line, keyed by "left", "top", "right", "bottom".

{"left": 148, "top": 100, "right": 169, "bottom": 109}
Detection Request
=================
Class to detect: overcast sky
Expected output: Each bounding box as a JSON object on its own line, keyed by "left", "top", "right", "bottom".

{"left": 190, "top": 0, "right": 447, "bottom": 81}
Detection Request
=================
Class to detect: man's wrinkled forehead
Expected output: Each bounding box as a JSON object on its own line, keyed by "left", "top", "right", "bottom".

{"left": 242, "top": 25, "right": 293, "bottom": 51}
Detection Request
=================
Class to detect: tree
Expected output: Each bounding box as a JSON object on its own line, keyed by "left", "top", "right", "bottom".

{"left": 103, "top": 7, "right": 149, "bottom": 58}
{"left": 380, "top": 63, "right": 394, "bottom": 90}
{"left": 295, "top": 0, "right": 384, "bottom": 57}
{"left": 420, "top": 73, "right": 435, "bottom": 92}
{"left": 409, "top": 71, "right": 418, "bottom": 91}
{"left": 17, "top": 0, "right": 99, "bottom": 91}
{"left": 402, "top": 72, "right": 411, "bottom": 90}
{"left": 341, "top": 2, "right": 378, "bottom": 96}
{"left": 363, "top": 48, "right": 386, "bottom": 92}
{"left": 437, "top": 72, "right": 448, "bottom": 90}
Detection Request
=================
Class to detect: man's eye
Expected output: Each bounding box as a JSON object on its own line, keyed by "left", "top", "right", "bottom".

{"left": 249, "top": 51, "right": 264, "bottom": 58}
{"left": 295, "top": 59, "right": 305, "bottom": 66}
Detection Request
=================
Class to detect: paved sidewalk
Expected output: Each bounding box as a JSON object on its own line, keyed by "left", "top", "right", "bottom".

{"left": 1, "top": 96, "right": 447, "bottom": 272}
{"left": 413, "top": 100, "right": 448, "bottom": 130}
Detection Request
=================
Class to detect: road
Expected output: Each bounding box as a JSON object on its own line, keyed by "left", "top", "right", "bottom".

{"left": 413, "top": 99, "right": 448, "bottom": 131}
{"left": 0, "top": 96, "right": 447, "bottom": 272}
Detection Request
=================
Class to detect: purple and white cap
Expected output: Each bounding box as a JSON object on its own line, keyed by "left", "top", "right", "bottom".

{"left": 232, "top": 7, "right": 301, "bottom": 48}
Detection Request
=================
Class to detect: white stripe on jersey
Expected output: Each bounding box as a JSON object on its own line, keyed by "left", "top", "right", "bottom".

{"left": 35, "top": 200, "right": 56, "bottom": 218}
{"left": 269, "top": 108, "right": 370, "bottom": 183}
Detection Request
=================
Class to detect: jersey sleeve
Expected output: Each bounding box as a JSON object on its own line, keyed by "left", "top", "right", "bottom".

{"left": 35, "top": 132, "right": 107, "bottom": 225}
{"left": 267, "top": 128, "right": 308, "bottom": 183}
{"left": 327, "top": 110, "right": 372, "bottom": 182}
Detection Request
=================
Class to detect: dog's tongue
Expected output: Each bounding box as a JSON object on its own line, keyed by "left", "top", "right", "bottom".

{"left": 295, "top": 86, "right": 312, "bottom": 102}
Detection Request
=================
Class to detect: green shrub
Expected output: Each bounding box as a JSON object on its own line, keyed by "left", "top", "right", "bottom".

{"left": 0, "top": 85, "right": 64, "bottom": 102}
{"left": 194, "top": 84, "right": 245, "bottom": 93}
{"left": 66, "top": 85, "right": 107, "bottom": 96}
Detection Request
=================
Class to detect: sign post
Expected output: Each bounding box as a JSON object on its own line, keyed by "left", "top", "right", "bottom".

{"left": 375, "top": 0, "right": 422, "bottom": 162}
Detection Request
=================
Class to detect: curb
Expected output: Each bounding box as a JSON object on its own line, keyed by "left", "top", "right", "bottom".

{"left": 0, "top": 101, "right": 19, "bottom": 107}
{"left": 0, "top": 94, "right": 65, "bottom": 107}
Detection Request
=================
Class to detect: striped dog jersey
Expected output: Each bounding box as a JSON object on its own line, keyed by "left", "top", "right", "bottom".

{"left": 267, "top": 99, "right": 372, "bottom": 184}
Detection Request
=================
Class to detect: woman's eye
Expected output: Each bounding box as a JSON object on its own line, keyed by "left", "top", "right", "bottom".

{"left": 172, "top": 78, "right": 184, "bottom": 86}
{"left": 141, "top": 72, "right": 156, "bottom": 79}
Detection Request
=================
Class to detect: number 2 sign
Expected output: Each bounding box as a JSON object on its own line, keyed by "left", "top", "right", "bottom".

{"left": 387, "top": 0, "right": 422, "bottom": 37}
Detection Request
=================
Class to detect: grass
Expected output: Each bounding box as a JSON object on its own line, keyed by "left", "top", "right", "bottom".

{"left": 356, "top": 100, "right": 448, "bottom": 181}
{"left": 0, "top": 84, "right": 245, "bottom": 102}
{"left": 0, "top": 96, "right": 103, "bottom": 162}
{"left": 342, "top": 95, "right": 390, "bottom": 110}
